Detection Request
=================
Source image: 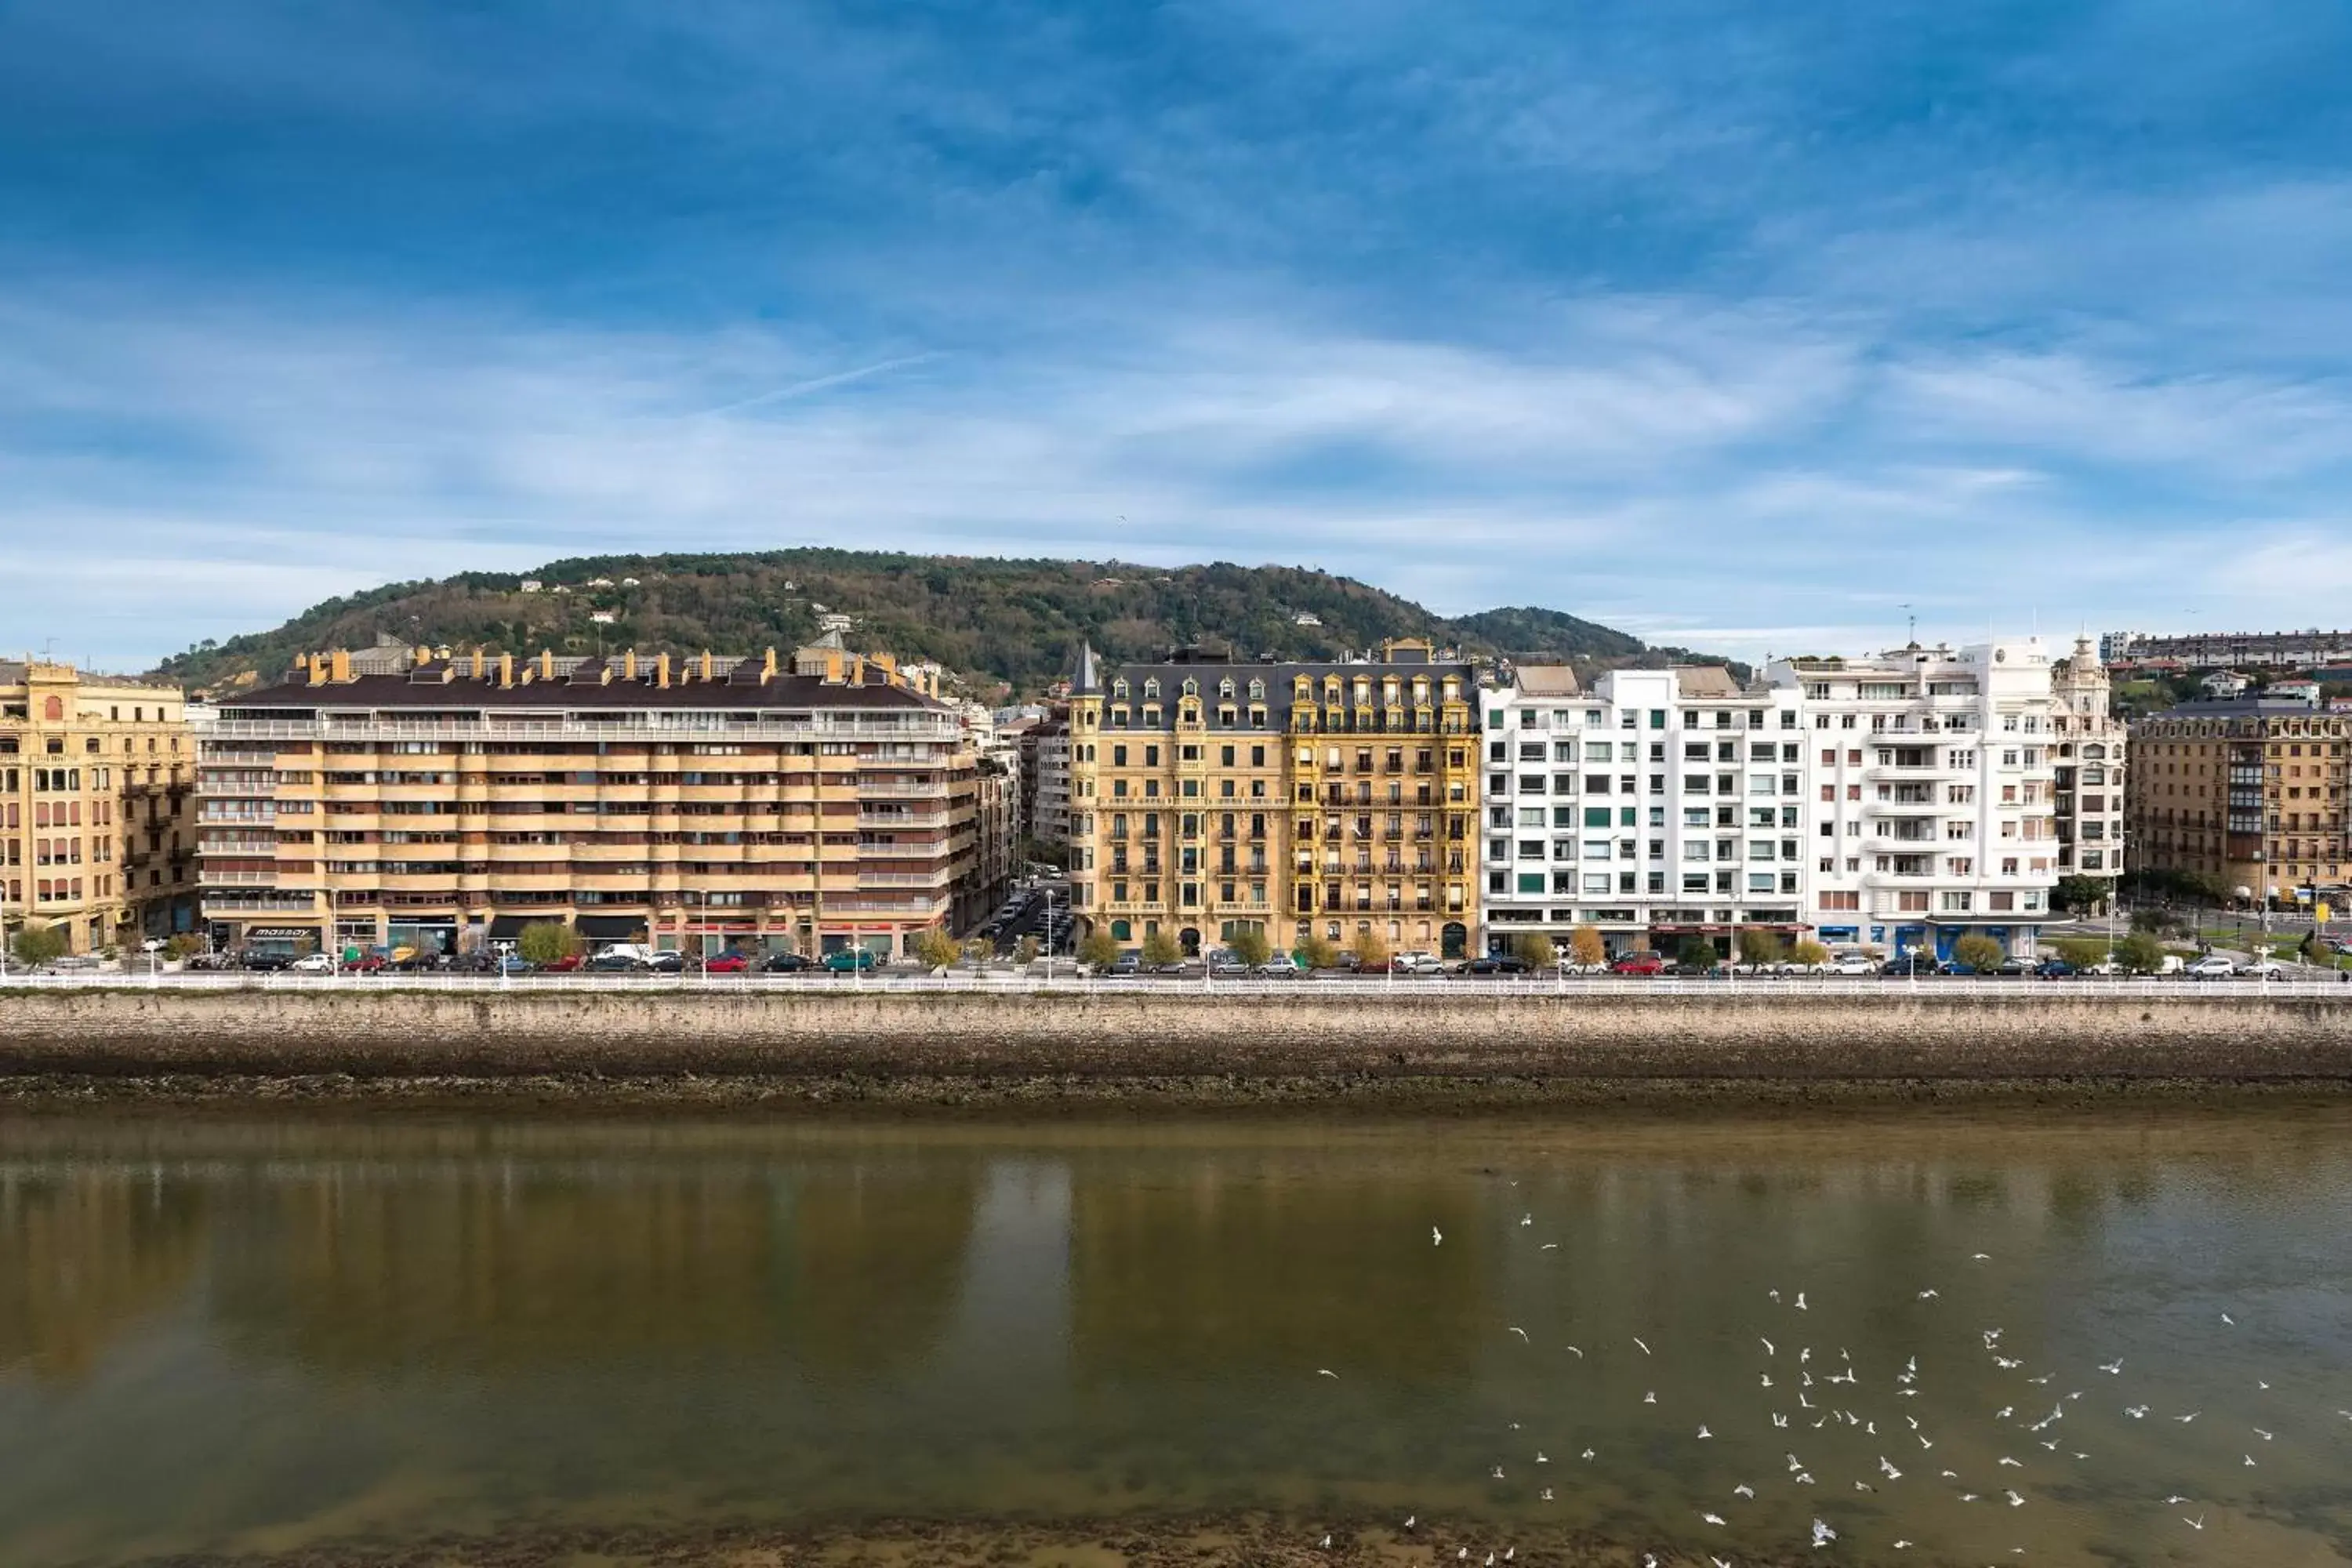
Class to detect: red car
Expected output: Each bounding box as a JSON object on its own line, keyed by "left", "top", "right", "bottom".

{"left": 541, "top": 953, "right": 585, "bottom": 973}
{"left": 703, "top": 952, "right": 753, "bottom": 974}
{"left": 1608, "top": 952, "right": 1666, "bottom": 976}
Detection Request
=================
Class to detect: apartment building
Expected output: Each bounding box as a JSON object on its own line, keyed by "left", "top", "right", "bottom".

{"left": 197, "top": 644, "right": 975, "bottom": 958}
{"left": 1066, "top": 640, "right": 1480, "bottom": 958}
{"left": 2103, "top": 627, "right": 2352, "bottom": 673}
{"left": 2126, "top": 692, "right": 2348, "bottom": 902}
{"left": 2, "top": 660, "right": 199, "bottom": 954}
{"left": 1029, "top": 717, "right": 1071, "bottom": 847}
{"left": 2049, "top": 636, "right": 2127, "bottom": 889}
{"left": 1769, "top": 640, "right": 2063, "bottom": 959}
{"left": 1475, "top": 664, "right": 1807, "bottom": 956}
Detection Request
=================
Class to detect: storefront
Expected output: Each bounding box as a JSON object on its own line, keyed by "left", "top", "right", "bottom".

{"left": 239, "top": 924, "right": 321, "bottom": 956}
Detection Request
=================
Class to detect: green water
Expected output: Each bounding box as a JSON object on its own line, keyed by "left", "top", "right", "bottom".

{"left": 2, "top": 1109, "right": 2350, "bottom": 1565}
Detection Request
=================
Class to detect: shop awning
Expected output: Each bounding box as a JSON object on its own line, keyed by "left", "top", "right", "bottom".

{"left": 577, "top": 914, "right": 647, "bottom": 940}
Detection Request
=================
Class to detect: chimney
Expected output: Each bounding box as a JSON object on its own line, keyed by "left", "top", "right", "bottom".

{"left": 825, "top": 651, "right": 843, "bottom": 684}
{"left": 599, "top": 661, "right": 613, "bottom": 685}
{"left": 498, "top": 652, "right": 514, "bottom": 688}
{"left": 699, "top": 650, "right": 713, "bottom": 682}
{"left": 414, "top": 644, "right": 430, "bottom": 667}
{"left": 656, "top": 652, "right": 671, "bottom": 688}
{"left": 306, "top": 653, "right": 325, "bottom": 686}
{"left": 761, "top": 647, "right": 777, "bottom": 681}
{"left": 470, "top": 649, "right": 485, "bottom": 681}
{"left": 623, "top": 649, "right": 638, "bottom": 681}
{"left": 850, "top": 655, "right": 865, "bottom": 686}
{"left": 539, "top": 649, "right": 555, "bottom": 682}
{"left": 329, "top": 649, "right": 351, "bottom": 683}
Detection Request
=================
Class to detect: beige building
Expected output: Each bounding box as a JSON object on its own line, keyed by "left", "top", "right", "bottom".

{"left": 1066, "top": 639, "right": 1482, "bottom": 959}
{"left": 2, "top": 660, "right": 198, "bottom": 955}
{"left": 197, "top": 644, "right": 977, "bottom": 957}
{"left": 2049, "top": 636, "right": 2127, "bottom": 892}
{"left": 2127, "top": 694, "right": 2348, "bottom": 903}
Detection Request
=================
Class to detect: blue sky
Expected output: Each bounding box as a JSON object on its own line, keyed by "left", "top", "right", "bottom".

{"left": 6, "top": 0, "right": 2352, "bottom": 671}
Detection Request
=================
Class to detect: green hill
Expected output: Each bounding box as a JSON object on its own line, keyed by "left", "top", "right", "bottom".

{"left": 157, "top": 550, "right": 1737, "bottom": 697}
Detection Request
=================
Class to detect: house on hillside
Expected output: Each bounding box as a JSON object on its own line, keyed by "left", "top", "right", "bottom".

{"left": 518, "top": 579, "right": 543, "bottom": 593}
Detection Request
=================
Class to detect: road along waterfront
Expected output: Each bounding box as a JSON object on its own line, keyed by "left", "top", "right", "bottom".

{"left": 2, "top": 1109, "right": 2350, "bottom": 1566}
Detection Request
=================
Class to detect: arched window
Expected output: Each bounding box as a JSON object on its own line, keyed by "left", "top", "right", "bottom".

{"left": 1144, "top": 678, "right": 1161, "bottom": 700}
{"left": 1181, "top": 677, "right": 1198, "bottom": 697}
{"left": 1249, "top": 679, "right": 1265, "bottom": 700}
{"left": 1218, "top": 678, "right": 1235, "bottom": 699}
{"left": 42, "top": 696, "right": 64, "bottom": 720}
{"left": 1112, "top": 679, "right": 1130, "bottom": 700}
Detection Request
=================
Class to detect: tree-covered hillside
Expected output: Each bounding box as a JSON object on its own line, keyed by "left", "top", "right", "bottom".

{"left": 158, "top": 550, "right": 1735, "bottom": 696}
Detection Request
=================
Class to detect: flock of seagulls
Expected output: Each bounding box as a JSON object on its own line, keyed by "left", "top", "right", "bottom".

{"left": 1306, "top": 1207, "right": 2347, "bottom": 1562}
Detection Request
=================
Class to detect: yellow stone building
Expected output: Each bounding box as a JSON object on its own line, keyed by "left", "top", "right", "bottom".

{"left": 2127, "top": 695, "right": 2349, "bottom": 902}
{"left": 1065, "top": 640, "right": 1482, "bottom": 958}
{"left": 196, "top": 644, "right": 977, "bottom": 957}
{"left": 1, "top": 659, "right": 198, "bottom": 955}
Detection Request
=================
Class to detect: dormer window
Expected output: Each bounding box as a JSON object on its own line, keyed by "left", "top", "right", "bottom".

{"left": 1181, "top": 677, "right": 1198, "bottom": 697}
{"left": 1219, "top": 678, "right": 1235, "bottom": 699}
{"left": 1112, "top": 679, "right": 1131, "bottom": 700}
{"left": 1144, "top": 678, "right": 1161, "bottom": 700}
{"left": 1249, "top": 680, "right": 1265, "bottom": 700}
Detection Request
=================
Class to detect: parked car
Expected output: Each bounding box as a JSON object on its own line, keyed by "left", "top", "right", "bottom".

{"left": 1828, "top": 955, "right": 1878, "bottom": 976}
{"left": 1207, "top": 951, "right": 1250, "bottom": 978}
{"left": 1879, "top": 955, "right": 1938, "bottom": 978}
{"left": 2185, "top": 954, "right": 2237, "bottom": 980}
{"left": 1255, "top": 952, "right": 1301, "bottom": 978}
{"left": 541, "top": 953, "right": 585, "bottom": 974}
{"left": 1104, "top": 953, "right": 1142, "bottom": 978}
{"left": 703, "top": 952, "right": 754, "bottom": 974}
{"left": 2033, "top": 957, "right": 2076, "bottom": 979}
{"left": 1992, "top": 956, "right": 2034, "bottom": 978}
{"left": 2235, "top": 958, "right": 2288, "bottom": 979}
{"left": 288, "top": 952, "right": 336, "bottom": 974}
{"left": 586, "top": 952, "right": 643, "bottom": 972}
{"left": 494, "top": 954, "right": 536, "bottom": 976}
{"left": 1609, "top": 952, "right": 1666, "bottom": 976}
{"left": 1396, "top": 951, "right": 1446, "bottom": 975}
{"left": 761, "top": 951, "right": 815, "bottom": 974}
{"left": 822, "top": 949, "right": 879, "bottom": 973}
{"left": 1464, "top": 954, "right": 1530, "bottom": 975}
{"left": 241, "top": 951, "right": 295, "bottom": 971}
{"left": 644, "top": 951, "right": 686, "bottom": 973}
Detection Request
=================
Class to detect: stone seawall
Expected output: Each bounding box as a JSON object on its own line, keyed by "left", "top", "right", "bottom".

{"left": 4, "top": 988, "right": 2351, "bottom": 1085}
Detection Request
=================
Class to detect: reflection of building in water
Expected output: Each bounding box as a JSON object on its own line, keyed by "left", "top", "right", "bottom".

{"left": 207, "top": 1161, "right": 980, "bottom": 1377}
{"left": 1068, "top": 1163, "right": 1486, "bottom": 1383}
{"left": 0, "top": 1171, "right": 208, "bottom": 1381}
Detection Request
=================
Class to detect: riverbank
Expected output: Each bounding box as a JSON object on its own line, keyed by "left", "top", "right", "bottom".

{"left": 105, "top": 1510, "right": 1821, "bottom": 1566}
{"left": 5, "top": 986, "right": 2352, "bottom": 1097}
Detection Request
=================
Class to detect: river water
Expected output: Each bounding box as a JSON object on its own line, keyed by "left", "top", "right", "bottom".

{"left": 3, "top": 1107, "right": 2350, "bottom": 1566}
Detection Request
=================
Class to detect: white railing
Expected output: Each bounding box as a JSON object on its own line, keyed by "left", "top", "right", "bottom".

{"left": 5, "top": 973, "right": 2350, "bottom": 999}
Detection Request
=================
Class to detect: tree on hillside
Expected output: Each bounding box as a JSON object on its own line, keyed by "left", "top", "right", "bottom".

{"left": 1512, "top": 933, "right": 1557, "bottom": 969}
{"left": 516, "top": 922, "right": 580, "bottom": 965}
{"left": 1567, "top": 925, "right": 1606, "bottom": 969}
{"left": 1951, "top": 933, "right": 2007, "bottom": 972}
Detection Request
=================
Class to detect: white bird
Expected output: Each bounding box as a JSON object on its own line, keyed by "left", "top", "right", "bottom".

{"left": 1508, "top": 1326, "right": 1530, "bottom": 1341}
{"left": 1732, "top": 1483, "right": 1755, "bottom": 1498}
{"left": 2244, "top": 1454, "right": 2257, "bottom": 1467}
{"left": 1318, "top": 1369, "right": 1338, "bottom": 1377}
{"left": 1893, "top": 1541, "right": 1911, "bottom": 1550}
{"left": 1642, "top": 1390, "right": 1656, "bottom": 1403}
{"left": 1519, "top": 1214, "right": 1531, "bottom": 1226}
{"left": 1403, "top": 1516, "right": 1415, "bottom": 1530}
{"left": 1769, "top": 1288, "right": 1781, "bottom": 1302}
{"left": 1795, "top": 1292, "right": 1808, "bottom": 1310}
{"left": 1762, "top": 1374, "right": 1773, "bottom": 1388}
{"left": 1633, "top": 1336, "right": 1651, "bottom": 1356}
{"left": 1700, "top": 1512, "right": 1726, "bottom": 1526}
{"left": 1697, "top": 1425, "right": 1711, "bottom": 1439}
{"left": 1581, "top": 1448, "right": 1594, "bottom": 1461}
{"left": 1540, "top": 1243, "right": 1559, "bottom": 1250}
{"left": 2254, "top": 1428, "right": 2273, "bottom": 1441}
{"left": 1492, "top": 1465, "right": 1505, "bottom": 1479}
{"left": 2258, "top": 1379, "right": 2270, "bottom": 1390}
{"left": 1319, "top": 1534, "right": 1331, "bottom": 1549}
{"left": 1760, "top": 1337, "right": 1776, "bottom": 1356}
{"left": 1432, "top": 1227, "right": 1443, "bottom": 1246}
{"left": 1972, "top": 1252, "right": 1991, "bottom": 1261}
{"left": 1712, "top": 1559, "right": 1732, "bottom": 1568}
{"left": 2098, "top": 1359, "right": 2122, "bottom": 1374}
{"left": 1918, "top": 1288, "right": 1939, "bottom": 1299}
{"left": 1811, "top": 1518, "right": 1837, "bottom": 1546}
{"left": 1997, "top": 1406, "right": 2013, "bottom": 1419}
{"left": 1998, "top": 1457, "right": 2022, "bottom": 1468}
{"left": 1772, "top": 1414, "right": 1788, "bottom": 1428}
{"left": 2183, "top": 1515, "right": 2205, "bottom": 1530}
{"left": 1540, "top": 1487, "right": 1553, "bottom": 1501}
{"left": 1879, "top": 1457, "right": 1901, "bottom": 1479}
{"left": 2165, "top": 1495, "right": 2187, "bottom": 1504}
{"left": 1536, "top": 1451, "right": 1548, "bottom": 1464}
{"left": 2125, "top": 1405, "right": 2148, "bottom": 1418}
{"left": 1565, "top": 1345, "right": 1583, "bottom": 1357}
{"left": 2222, "top": 1312, "right": 2234, "bottom": 1324}
{"left": 1962, "top": 1493, "right": 1980, "bottom": 1502}
{"left": 2005, "top": 1489, "right": 2025, "bottom": 1507}
{"left": 2176, "top": 1412, "right": 2200, "bottom": 1423}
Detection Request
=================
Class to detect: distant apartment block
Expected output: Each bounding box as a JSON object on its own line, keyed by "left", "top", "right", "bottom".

{"left": 2103, "top": 626, "right": 2352, "bottom": 673}
{"left": 2127, "top": 688, "right": 2348, "bottom": 902}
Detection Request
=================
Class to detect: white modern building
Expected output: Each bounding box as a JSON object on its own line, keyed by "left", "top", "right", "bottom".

{"left": 1033, "top": 721, "right": 1072, "bottom": 844}
{"left": 1476, "top": 664, "right": 1808, "bottom": 956}
{"left": 1768, "top": 639, "right": 2063, "bottom": 960}
{"left": 1480, "top": 637, "right": 2078, "bottom": 962}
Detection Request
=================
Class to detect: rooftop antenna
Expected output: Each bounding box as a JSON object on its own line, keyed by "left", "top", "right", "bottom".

{"left": 1899, "top": 604, "right": 1915, "bottom": 646}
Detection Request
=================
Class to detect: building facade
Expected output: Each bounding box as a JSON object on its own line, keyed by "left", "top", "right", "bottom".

{"left": 1769, "top": 641, "right": 2063, "bottom": 960}
{"left": 2103, "top": 627, "right": 2352, "bottom": 673}
{"left": 1029, "top": 717, "right": 1071, "bottom": 848}
{"left": 1066, "top": 641, "right": 1480, "bottom": 958}
{"left": 2049, "top": 636, "right": 2126, "bottom": 891}
{"left": 197, "top": 645, "right": 975, "bottom": 958}
{"left": 2, "top": 660, "right": 199, "bottom": 955}
{"left": 1475, "top": 664, "right": 1807, "bottom": 957}
{"left": 2126, "top": 694, "right": 2348, "bottom": 904}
